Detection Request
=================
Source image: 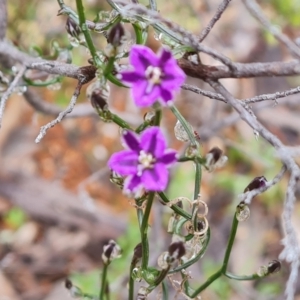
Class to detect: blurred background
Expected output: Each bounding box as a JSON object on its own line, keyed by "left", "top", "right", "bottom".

{"left": 0, "top": 0, "right": 300, "bottom": 299}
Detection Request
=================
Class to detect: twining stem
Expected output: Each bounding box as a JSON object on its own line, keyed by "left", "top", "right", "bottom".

{"left": 132, "top": 23, "right": 145, "bottom": 44}
{"left": 224, "top": 272, "right": 261, "bottom": 281}
{"left": 169, "top": 228, "right": 210, "bottom": 274}
{"left": 170, "top": 105, "right": 197, "bottom": 146}
{"left": 158, "top": 192, "right": 191, "bottom": 219}
{"left": 110, "top": 113, "right": 131, "bottom": 129}
{"left": 99, "top": 263, "right": 109, "bottom": 300}
{"left": 128, "top": 264, "right": 135, "bottom": 300}
{"left": 141, "top": 192, "right": 155, "bottom": 270}
{"left": 221, "top": 212, "right": 239, "bottom": 272}
{"left": 189, "top": 212, "right": 239, "bottom": 298}
{"left": 162, "top": 281, "right": 168, "bottom": 300}
{"left": 154, "top": 107, "right": 162, "bottom": 126}
{"left": 147, "top": 266, "right": 171, "bottom": 293}
{"left": 75, "top": 0, "right": 101, "bottom": 67}
{"left": 192, "top": 160, "right": 202, "bottom": 230}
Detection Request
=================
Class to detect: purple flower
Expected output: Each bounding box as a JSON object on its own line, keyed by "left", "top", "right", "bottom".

{"left": 119, "top": 45, "right": 186, "bottom": 107}
{"left": 108, "top": 127, "right": 177, "bottom": 194}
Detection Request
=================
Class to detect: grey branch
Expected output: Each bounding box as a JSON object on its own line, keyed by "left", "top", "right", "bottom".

{"left": 242, "top": 0, "right": 300, "bottom": 60}
{"left": 0, "top": 65, "right": 26, "bottom": 127}
{"left": 198, "top": 0, "right": 232, "bottom": 42}
{"left": 178, "top": 58, "right": 300, "bottom": 79}
{"left": 35, "top": 82, "right": 83, "bottom": 143}
{"left": 0, "top": 40, "right": 86, "bottom": 81}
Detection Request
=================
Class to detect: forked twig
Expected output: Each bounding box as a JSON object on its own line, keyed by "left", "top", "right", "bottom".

{"left": 0, "top": 65, "right": 26, "bottom": 128}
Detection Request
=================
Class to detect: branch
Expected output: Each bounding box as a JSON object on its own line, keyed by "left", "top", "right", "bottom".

{"left": 242, "top": 0, "right": 300, "bottom": 60}
{"left": 0, "top": 66, "right": 26, "bottom": 127}
{"left": 35, "top": 81, "right": 83, "bottom": 143}
{"left": 181, "top": 83, "right": 225, "bottom": 102}
{"left": 0, "top": 40, "right": 96, "bottom": 81}
{"left": 198, "top": 0, "right": 232, "bottom": 42}
{"left": 243, "top": 86, "right": 300, "bottom": 104}
{"left": 108, "top": 0, "right": 235, "bottom": 68}
{"left": 177, "top": 58, "right": 300, "bottom": 79}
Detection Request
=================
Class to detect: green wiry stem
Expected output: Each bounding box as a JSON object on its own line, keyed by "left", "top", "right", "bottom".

{"left": 147, "top": 266, "right": 171, "bottom": 294}
{"left": 189, "top": 212, "right": 239, "bottom": 298}
{"left": 141, "top": 192, "right": 155, "bottom": 270}
{"left": 221, "top": 212, "right": 239, "bottom": 272}
{"left": 128, "top": 264, "right": 135, "bottom": 300}
{"left": 192, "top": 160, "right": 202, "bottom": 230}
{"left": 158, "top": 192, "right": 191, "bottom": 219}
{"left": 75, "top": 0, "right": 101, "bottom": 67}
{"left": 224, "top": 272, "right": 261, "bottom": 281}
{"left": 99, "top": 263, "right": 109, "bottom": 300}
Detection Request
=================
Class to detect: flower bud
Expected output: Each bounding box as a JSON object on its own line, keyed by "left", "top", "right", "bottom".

{"left": 102, "top": 240, "right": 122, "bottom": 264}
{"left": 267, "top": 260, "right": 281, "bottom": 274}
{"left": 131, "top": 243, "right": 142, "bottom": 266}
{"left": 110, "top": 171, "right": 124, "bottom": 189}
{"left": 244, "top": 176, "right": 267, "bottom": 193}
{"left": 65, "top": 279, "right": 82, "bottom": 298}
{"left": 107, "top": 22, "right": 125, "bottom": 47}
{"left": 65, "top": 17, "right": 81, "bottom": 39}
{"left": 90, "top": 88, "right": 108, "bottom": 111}
{"left": 204, "top": 147, "right": 227, "bottom": 172}
{"left": 236, "top": 202, "right": 250, "bottom": 222}
{"left": 137, "top": 286, "right": 148, "bottom": 300}
{"left": 168, "top": 241, "right": 186, "bottom": 262}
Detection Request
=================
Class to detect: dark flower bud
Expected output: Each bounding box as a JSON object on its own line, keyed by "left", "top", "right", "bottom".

{"left": 204, "top": 147, "right": 227, "bottom": 172}
{"left": 267, "top": 260, "right": 281, "bottom": 274}
{"left": 131, "top": 243, "right": 142, "bottom": 266}
{"left": 65, "top": 278, "right": 73, "bottom": 290}
{"left": 102, "top": 240, "right": 122, "bottom": 264}
{"left": 107, "top": 22, "right": 125, "bottom": 47}
{"left": 65, "top": 17, "right": 81, "bottom": 38}
{"left": 168, "top": 241, "right": 186, "bottom": 261}
{"left": 64, "top": 279, "right": 82, "bottom": 298}
{"left": 244, "top": 176, "right": 267, "bottom": 193}
{"left": 90, "top": 88, "right": 108, "bottom": 111}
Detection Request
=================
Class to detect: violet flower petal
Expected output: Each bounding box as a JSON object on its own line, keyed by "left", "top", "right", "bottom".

{"left": 122, "top": 130, "right": 141, "bottom": 152}
{"left": 108, "top": 150, "right": 138, "bottom": 175}
{"left": 159, "top": 88, "right": 173, "bottom": 102}
{"left": 140, "top": 127, "right": 166, "bottom": 157}
{"left": 141, "top": 163, "right": 168, "bottom": 191}
{"left": 158, "top": 150, "right": 177, "bottom": 165}
{"left": 158, "top": 48, "right": 172, "bottom": 66}
{"left": 131, "top": 81, "right": 160, "bottom": 107}
{"left": 120, "top": 70, "right": 144, "bottom": 83}
{"left": 124, "top": 174, "right": 142, "bottom": 192}
{"left": 130, "top": 45, "right": 158, "bottom": 71}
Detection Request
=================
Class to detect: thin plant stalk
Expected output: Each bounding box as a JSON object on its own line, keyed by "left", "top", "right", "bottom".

{"left": 140, "top": 192, "right": 155, "bottom": 270}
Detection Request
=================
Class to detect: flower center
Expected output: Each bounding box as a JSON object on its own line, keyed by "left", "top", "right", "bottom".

{"left": 145, "top": 66, "right": 162, "bottom": 94}
{"left": 138, "top": 150, "right": 156, "bottom": 175}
